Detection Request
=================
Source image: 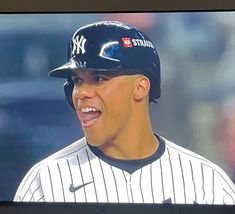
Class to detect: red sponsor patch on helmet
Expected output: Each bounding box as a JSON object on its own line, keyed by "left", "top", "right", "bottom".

{"left": 122, "top": 38, "right": 133, "bottom": 48}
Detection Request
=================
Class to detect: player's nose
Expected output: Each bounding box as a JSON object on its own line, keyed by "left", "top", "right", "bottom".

{"left": 73, "top": 82, "right": 95, "bottom": 100}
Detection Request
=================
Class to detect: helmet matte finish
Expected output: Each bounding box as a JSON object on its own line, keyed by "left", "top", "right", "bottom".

{"left": 49, "top": 21, "right": 161, "bottom": 107}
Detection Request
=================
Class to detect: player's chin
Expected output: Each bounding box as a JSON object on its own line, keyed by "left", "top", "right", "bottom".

{"left": 85, "top": 136, "right": 106, "bottom": 147}
{"left": 81, "top": 117, "right": 110, "bottom": 146}
{"left": 83, "top": 128, "right": 105, "bottom": 147}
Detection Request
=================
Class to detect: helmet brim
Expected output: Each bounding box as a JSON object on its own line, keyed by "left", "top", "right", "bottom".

{"left": 49, "top": 60, "right": 124, "bottom": 78}
{"left": 49, "top": 61, "right": 81, "bottom": 78}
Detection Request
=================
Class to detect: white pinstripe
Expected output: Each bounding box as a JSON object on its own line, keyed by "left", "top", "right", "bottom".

{"left": 14, "top": 137, "right": 235, "bottom": 204}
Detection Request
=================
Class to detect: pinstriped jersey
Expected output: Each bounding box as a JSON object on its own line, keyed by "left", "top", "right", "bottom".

{"left": 14, "top": 136, "right": 235, "bottom": 204}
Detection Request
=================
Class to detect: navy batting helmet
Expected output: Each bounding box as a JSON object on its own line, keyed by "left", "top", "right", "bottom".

{"left": 49, "top": 21, "right": 161, "bottom": 109}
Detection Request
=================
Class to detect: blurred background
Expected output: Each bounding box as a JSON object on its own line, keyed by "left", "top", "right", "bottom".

{"left": 0, "top": 12, "right": 235, "bottom": 201}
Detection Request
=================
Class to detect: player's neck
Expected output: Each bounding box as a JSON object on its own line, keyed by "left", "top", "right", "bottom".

{"left": 98, "top": 103, "right": 159, "bottom": 160}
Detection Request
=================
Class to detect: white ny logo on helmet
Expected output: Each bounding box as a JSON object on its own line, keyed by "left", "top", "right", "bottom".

{"left": 72, "top": 35, "right": 87, "bottom": 55}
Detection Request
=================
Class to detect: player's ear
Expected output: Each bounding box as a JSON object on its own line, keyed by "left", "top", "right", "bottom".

{"left": 133, "top": 75, "right": 150, "bottom": 102}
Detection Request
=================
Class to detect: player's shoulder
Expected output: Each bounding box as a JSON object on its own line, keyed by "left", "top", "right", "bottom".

{"left": 23, "top": 137, "right": 88, "bottom": 179}
{"left": 161, "top": 136, "right": 234, "bottom": 186}
{"left": 162, "top": 136, "right": 225, "bottom": 171}
{"left": 46, "top": 137, "right": 88, "bottom": 161}
{"left": 14, "top": 137, "right": 89, "bottom": 201}
{"left": 163, "top": 137, "right": 208, "bottom": 161}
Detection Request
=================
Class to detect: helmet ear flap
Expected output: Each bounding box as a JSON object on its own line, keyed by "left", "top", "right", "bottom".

{"left": 64, "top": 79, "right": 75, "bottom": 110}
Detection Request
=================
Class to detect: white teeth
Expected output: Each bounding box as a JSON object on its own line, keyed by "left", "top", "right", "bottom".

{"left": 81, "top": 107, "right": 98, "bottom": 113}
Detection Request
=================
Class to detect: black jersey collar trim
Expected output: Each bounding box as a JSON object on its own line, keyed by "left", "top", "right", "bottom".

{"left": 87, "top": 134, "right": 165, "bottom": 174}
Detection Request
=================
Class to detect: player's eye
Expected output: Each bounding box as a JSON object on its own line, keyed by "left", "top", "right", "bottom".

{"left": 93, "top": 75, "right": 109, "bottom": 83}
{"left": 72, "top": 76, "right": 83, "bottom": 85}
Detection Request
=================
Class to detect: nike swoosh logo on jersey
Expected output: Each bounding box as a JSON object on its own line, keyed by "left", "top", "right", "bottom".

{"left": 69, "top": 181, "right": 93, "bottom": 193}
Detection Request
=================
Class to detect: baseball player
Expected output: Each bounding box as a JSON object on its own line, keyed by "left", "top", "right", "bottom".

{"left": 14, "top": 21, "right": 235, "bottom": 204}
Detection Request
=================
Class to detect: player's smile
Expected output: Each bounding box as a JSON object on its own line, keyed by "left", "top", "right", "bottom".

{"left": 78, "top": 106, "right": 102, "bottom": 128}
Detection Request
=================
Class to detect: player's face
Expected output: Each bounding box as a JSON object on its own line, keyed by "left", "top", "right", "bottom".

{"left": 72, "top": 70, "right": 137, "bottom": 147}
